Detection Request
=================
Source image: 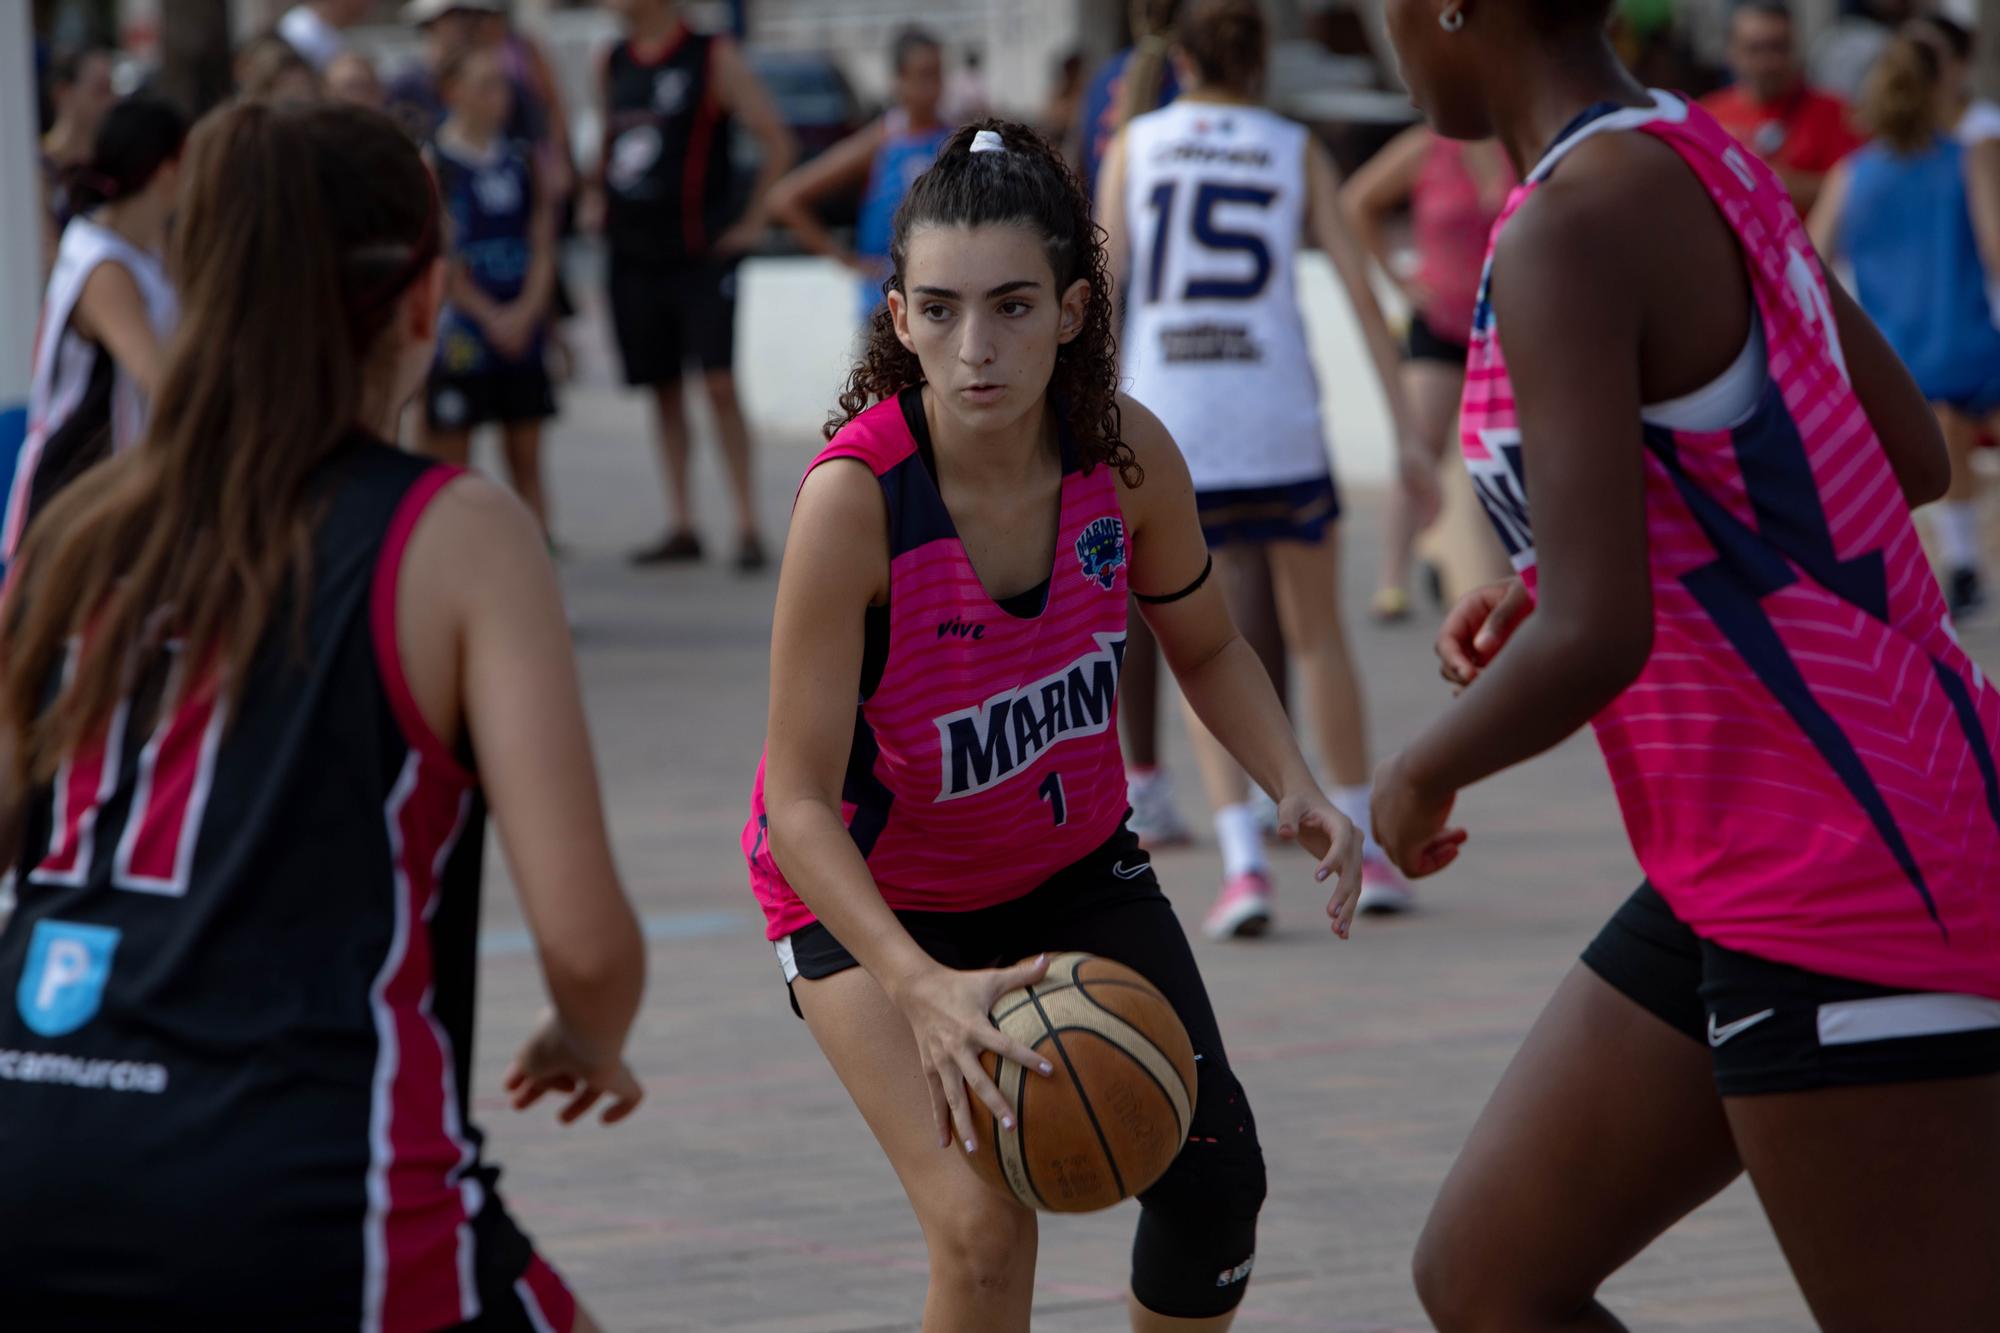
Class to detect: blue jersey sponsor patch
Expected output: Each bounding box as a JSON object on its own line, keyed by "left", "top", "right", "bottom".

{"left": 18, "top": 919, "right": 121, "bottom": 1038}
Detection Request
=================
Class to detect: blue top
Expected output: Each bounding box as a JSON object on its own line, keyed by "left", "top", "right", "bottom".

{"left": 1078, "top": 48, "right": 1180, "bottom": 207}
{"left": 1842, "top": 136, "right": 2000, "bottom": 406}
{"left": 854, "top": 112, "right": 952, "bottom": 321}
{"left": 432, "top": 135, "right": 539, "bottom": 374}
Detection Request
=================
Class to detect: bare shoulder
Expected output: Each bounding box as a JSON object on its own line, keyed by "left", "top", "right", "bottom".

{"left": 1494, "top": 131, "right": 1711, "bottom": 290}
{"left": 404, "top": 472, "right": 548, "bottom": 595}
{"left": 1112, "top": 392, "right": 1184, "bottom": 482}
{"left": 786, "top": 456, "right": 889, "bottom": 601}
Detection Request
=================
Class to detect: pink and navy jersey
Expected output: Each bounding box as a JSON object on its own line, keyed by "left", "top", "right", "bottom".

{"left": 1462, "top": 93, "right": 2000, "bottom": 997}
{"left": 745, "top": 389, "right": 1132, "bottom": 940}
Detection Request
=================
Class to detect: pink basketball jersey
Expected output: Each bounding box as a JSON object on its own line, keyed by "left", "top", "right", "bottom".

{"left": 1461, "top": 93, "right": 2000, "bottom": 997}
{"left": 745, "top": 392, "right": 1133, "bottom": 940}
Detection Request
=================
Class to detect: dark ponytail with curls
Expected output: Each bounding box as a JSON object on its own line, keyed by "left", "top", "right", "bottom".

{"left": 826, "top": 118, "right": 1140, "bottom": 487}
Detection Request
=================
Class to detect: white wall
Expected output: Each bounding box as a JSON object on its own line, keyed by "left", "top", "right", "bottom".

{"left": 0, "top": 7, "right": 44, "bottom": 548}
{"left": 735, "top": 253, "right": 1401, "bottom": 484}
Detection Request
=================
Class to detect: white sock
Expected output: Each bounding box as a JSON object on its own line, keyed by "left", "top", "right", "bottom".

{"left": 1215, "top": 803, "right": 1266, "bottom": 879}
{"left": 1935, "top": 501, "right": 1981, "bottom": 571}
{"left": 1127, "top": 767, "right": 1165, "bottom": 802}
{"left": 1331, "top": 783, "right": 1379, "bottom": 860}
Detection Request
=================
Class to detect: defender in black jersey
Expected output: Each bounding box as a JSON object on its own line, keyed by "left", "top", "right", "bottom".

{"left": 0, "top": 101, "right": 645, "bottom": 1333}
{"left": 595, "top": 0, "right": 796, "bottom": 569}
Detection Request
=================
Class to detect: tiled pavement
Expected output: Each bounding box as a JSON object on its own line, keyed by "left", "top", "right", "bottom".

{"left": 459, "top": 364, "right": 1997, "bottom": 1332}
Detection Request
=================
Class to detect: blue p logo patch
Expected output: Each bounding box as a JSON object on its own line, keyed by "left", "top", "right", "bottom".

{"left": 18, "top": 920, "right": 120, "bottom": 1037}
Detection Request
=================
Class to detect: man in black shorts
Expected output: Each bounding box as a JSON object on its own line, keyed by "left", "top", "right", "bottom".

{"left": 595, "top": 0, "right": 795, "bottom": 570}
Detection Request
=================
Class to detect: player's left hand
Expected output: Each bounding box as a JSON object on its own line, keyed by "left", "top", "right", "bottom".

{"left": 1371, "top": 752, "right": 1468, "bottom": 880}
{"left": 504, "top": 1012, "right": 645, "bottom": 1126}
{"left": 1273, "top": 790, "right": 1364, "bottom": 938}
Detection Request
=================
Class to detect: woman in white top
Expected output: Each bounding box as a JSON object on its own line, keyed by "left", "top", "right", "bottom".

{"left": 1100, "top": 0, "right": 1431, "bottom": 934}
{"left": 6, "top": 96, "right": 185, "bottom": 562}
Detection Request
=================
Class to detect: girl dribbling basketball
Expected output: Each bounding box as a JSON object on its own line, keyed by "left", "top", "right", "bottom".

{"left": 745, "top": 121, "right": 1366, "bottom": 1332}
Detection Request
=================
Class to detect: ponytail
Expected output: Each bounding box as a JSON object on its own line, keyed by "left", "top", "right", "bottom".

{"left": 63, "top": 95, "right": 188, "bottom": 213}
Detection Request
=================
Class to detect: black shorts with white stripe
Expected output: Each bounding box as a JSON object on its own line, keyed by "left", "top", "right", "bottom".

{"left": 1583, "top": 883, "right": 2000, "bottom": 1096}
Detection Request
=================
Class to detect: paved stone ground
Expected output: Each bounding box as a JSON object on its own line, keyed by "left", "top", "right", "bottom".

{"left": 455, "top": 330, "right": 2000, "bottom": 1333}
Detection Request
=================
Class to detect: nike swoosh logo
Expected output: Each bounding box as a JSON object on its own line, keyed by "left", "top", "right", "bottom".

{"left": 1111, "top": 861, "right": 1150, "bottom": 881}
{"left": 1707, "top": 1008, "right": 1776, "bottom": 1047}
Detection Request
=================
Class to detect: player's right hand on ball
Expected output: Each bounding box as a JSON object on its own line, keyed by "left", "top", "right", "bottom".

{"left": 1437, "top": 577, "right": 1532, "bottom": 691}
{"left": 893, "top": 956, "right": 1056, "bottom": 1154}
{"left": 504, "top": 1012, "right": 644, "bottom": 1126}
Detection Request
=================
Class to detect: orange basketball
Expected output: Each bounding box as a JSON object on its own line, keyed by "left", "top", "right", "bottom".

{"left": 968, "top": 952, "right": 1198, "bottom": 1213}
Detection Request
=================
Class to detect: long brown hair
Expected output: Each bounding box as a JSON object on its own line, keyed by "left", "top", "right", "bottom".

{"left": 5, "top": 101, "right": 438, "bottom": 785}
{"left": 1179, "top": 0, "right": 1267, "bottom": 96}
{"left": 1117, "top": 0, "right": 1184, "bottom": 132}
{"left": 1859, "top": 34, "right": 1942, "bottom": 155}
{"left": 826, "top": 119, "right": 1137, "bottom": 486}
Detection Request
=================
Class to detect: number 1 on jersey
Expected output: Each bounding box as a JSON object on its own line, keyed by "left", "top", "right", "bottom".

{"left": 1039, "top": 772, "right": 1068, "bottom": 827}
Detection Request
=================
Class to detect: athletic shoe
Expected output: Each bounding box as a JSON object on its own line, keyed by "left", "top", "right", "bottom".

{"left": 1370, "top": 585, "right": 1412, "bottom": 623}
{"left": 735, "top": 534, "right": 769, "bottom": 572}
{"left": 632, "top": 530, "right": 703, "bottom": 565}
{"left": 1203, "top": 870, "right": 1273, "bottom": 940}
{"left": 1356, "top": 854, "right": 1416, "bottom": 914}
{"left": 1948, "top": 566, "right": 1985, "bottom": 619}
{"left": 1127, "top": 772, "right": 1193, "bottom": 849}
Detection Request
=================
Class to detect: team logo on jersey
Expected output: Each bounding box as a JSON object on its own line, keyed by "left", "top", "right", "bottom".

{"left": 17, "top": 919, "right": 120, "bottom": 1038}
{"left": 652, "top": 68, "right": 692, "bottom": 115}
{"left": 607, "top": 126, "right": 662, "bottom": 193}
{"left": 935, "top": 631, "right": 1127, "bottom": 799}
{"left": 1074, "top": 517, "right": 1126, "bottom": 591}
{"left": 472, "top": 166, "right": 522, "bottom": 216}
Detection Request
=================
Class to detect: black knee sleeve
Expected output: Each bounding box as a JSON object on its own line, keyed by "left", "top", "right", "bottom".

{"left": 1129, "top": 1069, "right": 1267, "bottom": 1318}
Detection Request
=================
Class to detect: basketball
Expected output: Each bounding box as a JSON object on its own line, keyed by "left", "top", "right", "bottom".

{"left": 969, "top": 953, "right": 1199, "bottom": 1214}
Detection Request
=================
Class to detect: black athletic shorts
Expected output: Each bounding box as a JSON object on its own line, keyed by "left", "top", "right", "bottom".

{"left": 1405, "top": 312, "right": 1469, "bottom": 367}
{"left": 425, "top": 366, "right": 557, "bottom": 433}
{"left": 607, "top": 254, "right": 739, "bottom": 384}
{"left": 1194, "top": 474, "right": 1341, "bottom": 549}
{"left": 1582, "top": 883, "right": 2000, "bottom": 1096}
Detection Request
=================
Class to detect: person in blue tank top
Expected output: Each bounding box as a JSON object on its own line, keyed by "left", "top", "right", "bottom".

{"left": 421, "top": 43, "right": 559, "bottom": 535}
{"left": 1811, "top": 32, "right": 2000, "bottom": 614}
{"left": 766, "top": 28, "right": 953, "bottom": 325}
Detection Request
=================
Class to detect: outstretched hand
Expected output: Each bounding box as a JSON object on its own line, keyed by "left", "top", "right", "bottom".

{"left": 1274, "top": 790, "right": 1365, "bottom": 938}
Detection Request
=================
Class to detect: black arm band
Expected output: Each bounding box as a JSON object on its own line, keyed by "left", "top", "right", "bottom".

{"left": 1133, "top": 554, "right": 1213, "bottom": 605}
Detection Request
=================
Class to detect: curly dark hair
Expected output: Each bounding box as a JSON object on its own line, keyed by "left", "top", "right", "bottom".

{"left": 826, "top": 118, "right": 1140, "bottom": 487}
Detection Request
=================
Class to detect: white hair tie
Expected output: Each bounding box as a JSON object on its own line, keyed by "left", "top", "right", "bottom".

{"left": 970, "top": 129, "right": 1007, "bottom": 154}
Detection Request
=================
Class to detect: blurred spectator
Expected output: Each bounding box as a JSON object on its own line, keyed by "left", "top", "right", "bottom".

{"left": 766, "top": 26, "right": 949, "bottom": 324}
{"left": 39, "top": 47, "right": 118, "bottom": 271}
{"left": 1074, "top": 0, "right": 1183, "bottom": 205}
{"left": 593, "top": 0, "right": 796, "bottom": 571}
{"left": 1911, "top": 15, "right": 2000, "bottom": 145}
{"left": 1809, "top": 33, "right": 2000, "bottom": 615}
{"left": 1810, "top": 0, "right": 1916, "bottom": 103}
{"left": 483, "top": 10, "right": 576, "bottom": 202}
{"left": 421, "top": 45, "right": 560, "bottom": 534}
{"left": 385, "top": 0, "right": 496, "bottom": 144}
{"left": 324, "top": 49, "right": 385, "bottom": 110}
{"left": 9, "top": 97, "right": 188, "bottom": 557}
{"left": 942, "top": 46, "right": 990, "bottom": 123}
{"left": 276, "top": 0, "right": 372, "bottom": 73}
{"left": 236, "top": 33, "right": 322, "bottom": 104}
{"left": 1700, "top": 0, "right": 1861, "bottom": 213}
{"left": 1040, "top": 50, "right": 1086, "bottom": 151}
{"left": 1342, "top": 126, "right": 1516, "bottom": 621}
